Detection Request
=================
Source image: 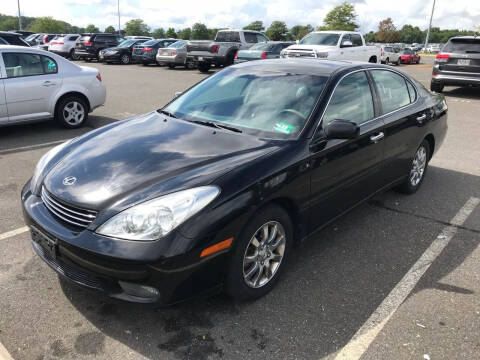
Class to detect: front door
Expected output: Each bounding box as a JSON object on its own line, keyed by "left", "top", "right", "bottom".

{"left": 2, "top": 51, "right": 61, "bottom": 122}
{"left": 308, "top": 70, "right": 385, "bottom": 231}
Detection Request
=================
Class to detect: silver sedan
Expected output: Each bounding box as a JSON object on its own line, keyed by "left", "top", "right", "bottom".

{"left": 156, "top": 40, "right": 194, "bottom": 69}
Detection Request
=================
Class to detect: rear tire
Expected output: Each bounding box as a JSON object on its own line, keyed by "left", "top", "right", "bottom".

{"left": 168, "top": 63, "right": 176, "bottom": 69}
{"left": 395, "top": 140, "right": 430, "bottom": 194}
{"left": 198, "top": 61, "right": 211, "bottom": 73}
{"left": 55, "top": 96, "right": 88, "bottom": 129}
{"left": 385, "top": 57, "right": 389, "bottom": 64}
{"left": 69, "top": 49, "right": 79, "bottom": 60}
{"left": 224, "top": 205, "right": 293, "bottom": 301}
{"left": 430, "top": 82, "right": 444, "bottom": 93}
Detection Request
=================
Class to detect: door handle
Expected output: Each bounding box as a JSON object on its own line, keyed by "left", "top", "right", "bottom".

{"left": 370, "top": 132, "right": 384, "bottom": 143}
{"left": 416, "top": 114, "right": 427, "bottom": 122}
{"left": 42, "top": 81, "right": 56, "bottom": 87}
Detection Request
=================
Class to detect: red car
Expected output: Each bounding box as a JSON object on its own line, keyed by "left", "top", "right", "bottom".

{"left": 400, "top": 49, "right": 420, "bottom": 64}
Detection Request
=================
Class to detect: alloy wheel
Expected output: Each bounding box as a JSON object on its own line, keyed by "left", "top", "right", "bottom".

{"left": 63, "top": 101, "right": 85, "bottom": 126}
{"left": 243, "top": 221, "right": 286, "bottom": 288}
{"left": 121, "top": 54, "right": 130, "bottom": 64}
{"left": 410, "top": 145, "right": 427, "bottom": 186}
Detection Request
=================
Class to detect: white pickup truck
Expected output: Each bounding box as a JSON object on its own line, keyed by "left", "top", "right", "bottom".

{"left": 281, "top": 31, "right": 380, "bottom": 63}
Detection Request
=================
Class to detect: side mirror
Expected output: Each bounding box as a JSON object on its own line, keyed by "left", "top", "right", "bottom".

{"left": 325, "top": 120, "right": 359, "bottom": 139}
{"left": 340, "top": 40, "right": 353, "bottom": 48}
{"left": 174, "top": 91, "right": 183, "bottom": 99}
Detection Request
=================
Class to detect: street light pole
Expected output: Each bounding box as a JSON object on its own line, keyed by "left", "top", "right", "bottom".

{"left": 424, "top": 0, "right": 436, "bottom": 49}
{"left": 17, "top": 0, "right": 22, "bottom": 30}
{"left": 117, "top": 0, "right": 121, "bottom": 35}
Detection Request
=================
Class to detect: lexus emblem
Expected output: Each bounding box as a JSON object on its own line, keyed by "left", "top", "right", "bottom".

{"left": 63, "top": 176, "right": 77, "bottom": 186}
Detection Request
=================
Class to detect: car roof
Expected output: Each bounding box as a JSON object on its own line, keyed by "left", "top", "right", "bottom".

{"left": 0, "top": 31, "right": 22, "bottom": 36}
{"left": 310, "top": 30, "right": 359, "bottom": 35}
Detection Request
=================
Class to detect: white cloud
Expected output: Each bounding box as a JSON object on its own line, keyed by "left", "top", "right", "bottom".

{"left": 4, "top": 0, "right": 478, "bottom": 32}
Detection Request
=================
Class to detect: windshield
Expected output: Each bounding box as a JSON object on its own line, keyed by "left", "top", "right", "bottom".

{"left": 164, "top": 68, "right": 327, "bottom": 139}
{"left": 118, "top": 39, "right": 136, "bottom": 48}
{"left": 403, "top": 49, "right": 413, "bottom": 54}
{"left": 299, "top": 33, "right": 340, "bottom": 46}
{"left": 169, "top": 40, "right": 187, "bottom": 48}
{"left": 443, "top": 39, "right": 480, "bottom": 53}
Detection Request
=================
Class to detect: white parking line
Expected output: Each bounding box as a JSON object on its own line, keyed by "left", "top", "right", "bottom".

{"left": 0, "top": 342, "right": 14, "bottom": 360}
{"left": 0, "top": 139, "right": 70, "bottom": 155}
{"left": 334, "top": 196, "right": 480, "bottom": 360}
{"left": 0, "top": 227, "right": 29, "bottom": 241}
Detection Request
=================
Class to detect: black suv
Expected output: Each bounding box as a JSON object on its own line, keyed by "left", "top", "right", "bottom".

{"left": 0, "top": 31, "right": 29, "bottom": 46}
{"left": 431, "top": 36, "right": 480, "bottom": 92}
{"left": 75, "top": 33, "right": 123, "bottom": 61}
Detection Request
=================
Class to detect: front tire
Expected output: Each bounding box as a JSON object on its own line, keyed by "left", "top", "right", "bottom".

{"left": 55, "top": 96, "right": 88, "bottom": 129}
{"left": 120, "top": 54, "right": 131, "bottom": 64}
{"left": 197, "top": 61, "right": 211, "bottom": 73}
{"left": 396, "top": 140, "right": 430, "bottom": 194}
{"left": 168, "top": 63, "right": 176, "bottom": 69}
{"left": 224, "top": 205, "right": 293, "bottom": 301}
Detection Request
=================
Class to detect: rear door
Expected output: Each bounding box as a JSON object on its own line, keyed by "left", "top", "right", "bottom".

{"left": 2, "top": 52, "right": 62, "bottom": 122}
{"left": 0, "top": 56, "right": 8, "bottom": 123}
{"left": 439, "top": 38, "right": 480, "bottom": 80}
{"left": 308, "top": 70, "right": 385, "bottom": 230}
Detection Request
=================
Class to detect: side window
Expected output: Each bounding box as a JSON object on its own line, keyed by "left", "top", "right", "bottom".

{"left": 257, "top": 34, "right": 268, "bottom": 43}
{"left": 340, "top": 34, "right": 351, "bottom": 46}
{"left": 216, "top": 32, "right": 226, "bottom": 42}
{"left": 41, "top": 55, "right": 57, "bottom": 74}
{"left": 406, "top": 81, "right": 417, "bottom": 103}
{"left": 244, "top": 32, "right": 257, "bottom": 43}
{"left": 68, "top": 35, "right": 79, "bottom": 41}
{"left": 0, "top": 37, "right": 7, "bottom": 45}
{"left": 95, "top": 36, "right": 106, "bottom": 42}
{"left": 370, "top": 70, "right": 411, "bottom": 114}
{"left": 351, "top": 34, "right": 362, "bottom": 46}
{"left": 323, "top": 71, "right": 374, "bottom": 126}
{"left": 231, "top": 32, "right": 241, "bottom": 42}
{"left": 2, "top": 53, "right": 44, "bottom": 78}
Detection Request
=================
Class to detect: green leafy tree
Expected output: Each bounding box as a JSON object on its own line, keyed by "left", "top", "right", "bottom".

{"left": 104, "top": 25, "right": 115, "bottom": 33}
{"left": 364, "top": 31, "right": 376, "bottom": 43}
{"left": 177, "top": 27, "right": 191, "bottom": 40}
{"left": 165, "top": 27, "right": 177, "bottom": 38}
{"left": 152, "top": 28, "right": 165, "bottom": 38}
{"left": 85, "top": 24, "right": 100, "bottom": 33}
{"left": 30, "top": 17, "right": 67, "bottom": 33}
{"left": 323, "top": 2, "right": 358, "bottom": 31}
{"left": 290, "top": 24, "right": 314, "bottom": 40}
{"left": 124, "top": 19, "right": 150, "bottom": 36}
{"left": 375, "top": 18, "right": 399, "bottom": 43}
{"left": 265, "top": 21, "right": 288, "bottom": 40}
{"left": 243, "top": 21, "right": 264, "bottom": 32}
{"left": 191, "top": 23, "right": 210, "bottom": 40}
{"left": 398, "top": 24, "right": 424, "bottom": 44}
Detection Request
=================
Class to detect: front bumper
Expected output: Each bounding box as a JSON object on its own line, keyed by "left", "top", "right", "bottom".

{"left": 21, "top": 182, "right": 228, "bottom": 305}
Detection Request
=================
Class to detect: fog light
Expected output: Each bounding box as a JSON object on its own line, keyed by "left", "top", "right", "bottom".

{"left": 118, "top": 281, "right": 159, "bottom": 299}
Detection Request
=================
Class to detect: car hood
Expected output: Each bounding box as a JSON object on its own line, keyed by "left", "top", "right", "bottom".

{"left": 286, "top": 45, "right": 336, "bottom": 52}
{"left": 43, "top": 112, "right": 277, "bottom": 211}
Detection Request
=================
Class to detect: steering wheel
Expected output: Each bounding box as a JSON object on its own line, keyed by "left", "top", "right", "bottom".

{"left": 279, "top": 109, "right": 306, "bottom": 121}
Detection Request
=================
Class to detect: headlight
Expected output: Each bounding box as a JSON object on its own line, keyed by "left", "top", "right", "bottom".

{"left": 96, "top": 186, "right": 220, "bottom": 241}
{"left": 31, "top": 141, "right": 71, "bottom": 193}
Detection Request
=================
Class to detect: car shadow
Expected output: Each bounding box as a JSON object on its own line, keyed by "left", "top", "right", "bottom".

{"left": 59, "top": 166, "right": 480, "bottom": 360}
{"left": 442, "top": 86, "right": 480, "bottom": 101}
{"left": 0, "top": 116, "right": 119, "bottom": 153}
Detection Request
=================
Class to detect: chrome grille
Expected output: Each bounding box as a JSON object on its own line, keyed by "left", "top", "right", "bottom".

{"left": 286, "top": 51, "right": 316, "bottom": 58}
{"left": 41, "top": 187, "right": 97, "bottom": 229}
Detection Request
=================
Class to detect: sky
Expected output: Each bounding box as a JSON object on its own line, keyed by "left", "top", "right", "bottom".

{"left": 4, "top": 0, "right": 480, "bottom": 33}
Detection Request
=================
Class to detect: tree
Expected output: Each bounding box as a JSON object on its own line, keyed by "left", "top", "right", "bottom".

{"left": 104, "top": 25, "right": 115, "bottom": 33}
{"left": 266, "top": 21, "right": 288, "bottom": 41}
{"left": 165, "top": 27, "right": 177, "bottom": 38}
{"left": 290, "top": 24, "right": 314, "bottom": 40}
{"left": 375, "top": 18, "right": 399, "bottom": 43}
{"left": 364, "top": 31, "right": 376, "bottom": 43}
{"left": 398, "top": 24, "right": 424, "bottom": 44}
{"left": 177, "top": 27, "right": 191, "bottom": 40}
{"left": 30, "top": 17, "right": 67, "bottom": 33}
{"left": 191, "top": 23, "right": 210, "bottom": 40}
{"left": 124, "top": 19, "right": 150, "bottom": 36}
{"left": 152, "top": 28, "right": 165, "bottom": 38}
{"left": 323, "top": 2, "right": 358, "bottom": 31}
{"left": 243, "top": 21, "right": 264, "bottom": 32}
{"left": 85, "top": 24, "right": 100, "bottom": 33}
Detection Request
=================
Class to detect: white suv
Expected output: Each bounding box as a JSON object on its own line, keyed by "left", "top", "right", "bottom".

{"left": 0, "top": 45, "right": 106, "bottom": 128}
{"left": 380, "top": 45, "right": 401, "bottom": 65}
{"left": 48, "top": 34, "right": 81, "bottom": 60}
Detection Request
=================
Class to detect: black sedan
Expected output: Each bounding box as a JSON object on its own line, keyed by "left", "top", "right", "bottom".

{"left": 100, "top": 39, "right": 147, "bottom": 64}
{"left": 22, "top": 60, "right": 448, "bottom": 305}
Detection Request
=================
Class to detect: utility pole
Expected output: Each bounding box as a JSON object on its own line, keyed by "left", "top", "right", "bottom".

{"left": 117, "top": 0, "right": 121, "bottom": 35}
{"left": 424, "top": 0, "right": 436, "bottom": 49}
{"left": 17, "top": 0, "right": 22, "bottom": 30}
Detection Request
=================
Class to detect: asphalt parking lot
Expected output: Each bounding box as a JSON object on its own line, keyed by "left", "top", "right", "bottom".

{"left": 1, "top": 57, "right": 480, "bottom": 360}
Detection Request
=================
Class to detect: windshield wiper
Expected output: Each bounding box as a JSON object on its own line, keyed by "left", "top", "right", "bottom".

{"left": 189, "top": 120, "right": 242, "bottom": 133}
{"left": 158, "top": 109, "right": 177, "bottom": 118}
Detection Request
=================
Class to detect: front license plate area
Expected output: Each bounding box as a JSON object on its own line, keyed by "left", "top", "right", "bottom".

{"left": 457, "top": 59, "right": 470, "bottom": 66}
{"left": 31, "top": 226, "right": 57, "bottom": 259}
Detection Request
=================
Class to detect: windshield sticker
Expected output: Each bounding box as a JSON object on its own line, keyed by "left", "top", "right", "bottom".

{"left": 274, "top": 122, "right": 295, "bottom": 134}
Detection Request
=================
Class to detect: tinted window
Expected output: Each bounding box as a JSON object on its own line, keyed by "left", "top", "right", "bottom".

{"left": 351, "top": 34, "right": 362, "bottom": 46}
{"left": 3, "top": 53, "right": 44, "bottom": 77}
{"left": 371, "top": 70, "right": 410, "bottom": 114}
{"left": 443, "top": 38, "right": 480, "bottom": 53}
{"left": 143, "top": 40, "right": 159, "bottom": 46}
{"left": 406, "top": 81, "right": 417, "bottom": 102}
{"left": 67, "top": 35, "right": 79, "bottom": 41}
{"left": 323, "top": 71, "right": 374, "bottom": 126}
{"left": 215, "top": 32, "right": 227, "bottom": 42}
{"left": 216, "top": 32, "right": 240, "bottom": 42}
{"left": 244, "top": 32, "right": 257, "bottom": 43}
{"left": 2, "top": 34, "right": 28, "bottom": 46}
{"left": 95, "top": 36, "right": 108, "bottom": 42}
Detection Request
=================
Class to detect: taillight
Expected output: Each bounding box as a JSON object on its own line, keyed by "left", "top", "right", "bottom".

{"left": 260, "top": 51, "right": 268, "bottom": 59}
{"left": 381, "top": 50, "right": 385, "bottom": 56}
{"left": 82, "top": 41, "right": 93, "bottom": 46}
{"left": 211, "top": 45, "right": 219, "bottom": 53}
{"left": 171, "top": 50, "right": 177, "bottom": 56}
{"left": 57, "top": 42, "right": 64, "bottom": 45}
{"left": 143, "top": 47, "right": 153, "bottom": 52}
{"left": 96, "top": 73, "right": 102, "bottom": 82}
{"left": 436, "top": 53, "right": 450, "bottom": 62}
{"left": 186, "top": 45, "right": 190, "bottom": 52}
{"left": 234, "top": 51, "right": 238, "bottom": 59}
{"left": 43, "top": 35, "right": 48, "bottom": 44}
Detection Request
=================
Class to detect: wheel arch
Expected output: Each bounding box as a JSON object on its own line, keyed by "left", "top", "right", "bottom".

{"left": 368, "top": 55, "right": 378, "bottom": 63}
{"left": 54, "top": 91, "right": 91, "bottom": 116}
{"left": 424, "top": 133, "right": 435, "bottom": 160}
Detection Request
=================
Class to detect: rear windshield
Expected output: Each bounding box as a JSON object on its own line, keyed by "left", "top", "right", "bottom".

{"left": 403, "top": 49, "right": 413, "bottom": 54}
{"left": 443, "top": 39, "right": 480, "bottom": 53}
{"left": 80, "top": 36, "right": 91, "bottom": 42}
{"left": 249, "top": 43, "right": 273, "bottom": 50}
{"left": 142, "top": 40, "right": 159, "bottom": 46}
{"left": 169, "top": 41, "right": 187, "bottom": 48}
